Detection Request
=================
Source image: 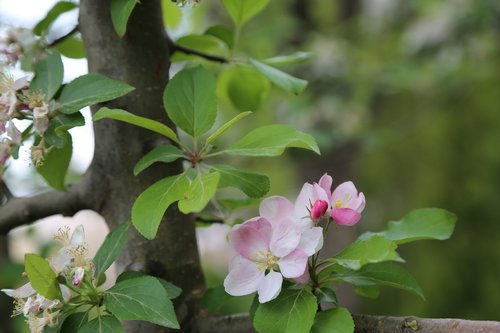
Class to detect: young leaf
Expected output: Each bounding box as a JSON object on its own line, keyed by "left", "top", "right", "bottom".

{"left": 340, "top": 262, "right": 425, "bottom": 300}
{"left": 314, "top": 286, "right": 337, "bottom": 304}
{"left": 359, "top": 208, "right": 457, "bottom": 245}
{"left": 331, "top": 235, "right": 402, "bottom": 270}
{"left": 104, "top": 276, "right": 179, "bottom": 328}
{"left": 116, "top": 271, "right": 182, "bottom": 299}
{"left": 217, "top": 66, "right": 270, "bottom": 111}
{"left": 44, "top": 112, "right": 85, "bottom": 148}
{"left": 93, "top": 221, "right": 130, "bottom": 280}
{"left": 163, "top": 66, "right": 217, "bottom": 138}
{"left": 206, "top": 111, "right": 252, "bottom": 145}
{"left": 78, "top": 315, "right": 124, "bottom": 333}
{"left": 30, "top": 53, "right": 64, "bottom": 100}
{"left": 249, "top": 58, "right": 308, "bottom": 95}
{"left": 311, "top": 307, "right": 354, "bottom": 333}
{"left": 111, "top": 0, "right": 137, "bottom": 37}
{"left": 225, "top": 124, "right": 320, "bottom": 157}
{"left": 54, "top": 36, "right": 86, "bottom": 59}
{"left": 178, "top": 172, "right": 220, "bottom": 214}
{"left": 59, "top": 73, "right": 134, "bottom": 114}
{"left": 212, "top": 164, "right": 269, "bottom": 198}
{"left": 221, "top": 0, "right": 270, "bottom": 28}
{"left": 33, "top": 1, "right": 77, "bottom": 36}
{"left": 132, "top": 174, "right": 189, "bottom": 239}
{"left": 262, "top": 52, "right": 313, "bottom": 66}
{"left": 93, "top": 107, "right": 179, "bottom": 143}
{"left": 36, "top": 132, "right": 72, "bottom": 191}
{"left": 205, "top": 25, "right": 234, "bottom": 48}
{"left": 253, "top": 288, "right": 317, "bottom": 333}
{"left": 133, "top": 144, "right": 184, "bottom": 176}
{"left": 24, "top": 253, "right": 61, "bottom": 300}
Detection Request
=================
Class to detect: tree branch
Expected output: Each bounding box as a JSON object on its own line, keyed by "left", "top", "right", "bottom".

{"left": 0, "top": 185, "right": 90, "bottom": 235}
{"left": 173, "top": 43, "right": 229, "bottom": 63}
{"left": 194, "top": 313, "right": 500, "bottom": 333}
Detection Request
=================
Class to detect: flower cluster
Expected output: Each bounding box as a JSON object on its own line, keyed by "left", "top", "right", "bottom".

{"left": 1, "top": 225, "right": 93, "bottom": 333}
{"left": 0, "top": 28, "right": 36, "bottom": 66}
{"left": 0, "top": 70, "right": 56, "bottom": 176}
{"left": 224, "top": 173, "right": 365, "bottom": 303}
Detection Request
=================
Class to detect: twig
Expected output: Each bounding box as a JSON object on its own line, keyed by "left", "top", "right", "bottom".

{"left": 0, "top": 179, "right": 13, "bottom": 201}
{"left": 195, "top": 313, "right": 500, "bottom": 333}
{"left": 0, "top": 186, "right": 89, "bottom": 235}
{"left": 47, "top": 25, "right": 79, "bottom": 47}
{"left": 173, "top": 43, "right": 229, "bottom": 63}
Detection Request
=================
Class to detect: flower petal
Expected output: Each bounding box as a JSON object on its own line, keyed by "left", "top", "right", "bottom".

{"left": 259, "top": 196, "right": 295, "bottom": 225}
{"left": 1, "top": 282, "right": 35, "bottom": 298}
{"left": 71, "top": 225, "right": 85, "bottom": 246}
{"left": 331, "top": 208, "right": 361, "bottom": 226}
{"left": 278, "top": 248, "right": 308, "bottom": 278}
{"left": 224, "top": 257, "right": 264, "bottom": 296}
{"left": 258, "top": 270, "right": 283, "bottom": 303}
{"left": 298, "top": 226, "right": 323, "bottom": 256}
{"left": 318, "top": 173, "right": 333, "bottom": 201}
{"left": 230, "top": 221, "right": 271, "bottom": 260}
{"left": 269, "top": 222, "right": 301, "bottom": 258}
{"left": 294, "top": 268, "right": 310, "bottom": 284}
{"left": 331, "top": 181, "right": 359, "bottom": 209}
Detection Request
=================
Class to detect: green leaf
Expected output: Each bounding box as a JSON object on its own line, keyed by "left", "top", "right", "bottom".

{"left": 60, "top": 311, "right": 89, "bottom": 333}
{"left": 262, "top": 52, "right": 313, "bottom": 66}
{"left": 171, "top": 34, "right": 230, "bottom": 62}
{"left": 93, "top": 107, "right": 179, "bottom": 143}
{"left": 225, "top": 124, "right": 320, "bottom": 157}
{"left": 111, "top": 0, "right": 137, "bottom": 37}
{"left": 340, "top": 262, "right": 425, "bottom": 300}
{"left": 163, "top": 66, "right": 217, "bottom": 137}
{"left": 206, "top": 111, "right": 252, "bottom": 145}
{"left": 331, "top": 235, "right": 402, "bottom": 270}
{"left": 205, "top": 25, "right": 234, "bottom": 48}
{"left": 36, "top": 132, "right": 72, "bottom": 191}
{"left": 222, "top": 0, "right": 270, "bottom": 28}
{"left": 30, "top": 53, "right": 64, "bottom": 100}
{"left": 253, "top": 288, "right": 317, "bottom": 333}
{"left": 249, "top": 58, "right": 308, "bottom": 95}
{"left": 133, "top": 144, "right": 184, "bottom": 176}
{"left": 44, "top": 112, "right": 85, "bottom": 148}
{"left": 161, "top": 0, "right": 182, "bottom": 28}
{"left": 104, "top": 276, "right": 179, "bottom": 328}
{"left": 24, "top": 253, "right": 61, "bottom": 300}
{"left": 54, "top": 36, "right": 86, "bottom": 59}
{"left": 178, "top": 172, "right": 220, "bottom": 214}
{"left": 359, "top": 208, "right": 457, "bottom": 245}
{"left": 314, "top": 286, "right": 337, "bottom": 304}
{"left": 132, "top": 174, "right": 189, "bottom": 239}
{"left": 218, "top": 197, "right": 259, "bottom": 210}
{"left": 212, "top": 164, "right": 269, "bottom": 198}
{"left": 311, "top": 307, "right": 354, "bottom": 333}
{"left": 202, "top": 285, "right": 239, "bottom": 313}
{"left": 33, "top": 1, "right": 77, "bottom": 36}
{"left": 217, "top": 66, "right": 270, "bottom": 111}
{"left": 354, "top": 285, "right": 380, "bottom": 299}
{"left": 116, "top": 271, "right": 182, "bottom": 299}
{"left": 78, "top": 315, "right": 124, "bottom": 333}
{"left": 93, "top": 221, "right": 130, "bottom": 280}
{"left": 59, "top": 73, "right": 134, "bottom": 114}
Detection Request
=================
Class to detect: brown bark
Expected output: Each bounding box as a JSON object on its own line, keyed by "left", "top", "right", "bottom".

{"left": 78, "top": 0, "right": 204, "bottom": 332}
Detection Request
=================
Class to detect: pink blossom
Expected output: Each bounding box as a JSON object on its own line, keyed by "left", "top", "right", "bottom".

{"left": 224, "top": 217, "right": 308, "bottom": 303}
{"left": 330, "top": 181, "right": 365, "bottom": 226}
{"left": 295, "top": 173, "right": 366, "bottom": 226}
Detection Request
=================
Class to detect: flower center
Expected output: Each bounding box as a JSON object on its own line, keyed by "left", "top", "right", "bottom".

{"left": 334, "top": 199, "right": 344, "bottom": 209}
{"left": 255, "top": 251, "right": 279, "bottom": 271}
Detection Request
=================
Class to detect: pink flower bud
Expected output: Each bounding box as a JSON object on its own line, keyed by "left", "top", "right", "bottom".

{"left": 72, "top": 267, "right": 85, "bottom": 286}
{"left": 311, "top": 200, "right": 328, "bottom": 220}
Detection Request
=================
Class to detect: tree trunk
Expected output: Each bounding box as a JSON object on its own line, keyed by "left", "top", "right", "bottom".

{"left": 78, "top": 1, "right": 204, "bottom": 332}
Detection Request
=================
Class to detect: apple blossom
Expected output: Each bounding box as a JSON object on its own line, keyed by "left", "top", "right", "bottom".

{"left": 72, "top": 267, "right": 85, "bottom": 286}
{"left": 330, "top": 181, "right": 366, "bottom": 226}
{"left": 50, "top": 225, "right": 89, "bottom": 274}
